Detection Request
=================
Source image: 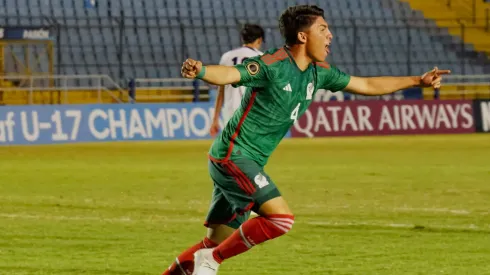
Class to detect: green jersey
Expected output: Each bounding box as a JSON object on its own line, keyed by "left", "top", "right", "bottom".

{"left": 209, "top": 47, "right": 351, "bottom": 166}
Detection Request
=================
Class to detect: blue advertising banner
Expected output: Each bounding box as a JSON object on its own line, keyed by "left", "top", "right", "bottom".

{"left": 0, "top": 103, "right": 227, "bottom": 145}
{"left": 0, "top": 27, "right": 51, "bottom": 40}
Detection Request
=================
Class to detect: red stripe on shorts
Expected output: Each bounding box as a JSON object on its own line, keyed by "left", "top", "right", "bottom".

{"left": 226, "top": 162, "right": 255, "bottom": 195}
{"left": 228, "top": 161, "right": 256, "bottom": 194}
{"left": 223, "top": 162, "right": 253, "bottom": 195}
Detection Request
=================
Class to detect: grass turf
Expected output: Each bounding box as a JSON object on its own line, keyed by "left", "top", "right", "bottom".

{"left": 0, "top": 134, "right": 489, "bottom": 274}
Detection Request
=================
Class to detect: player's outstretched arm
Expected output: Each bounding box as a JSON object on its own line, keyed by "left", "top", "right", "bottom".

{"left": 181, "top": 58, "right": 241, "bottom": 85}
{"left": 344, "top": 67, "right": 451, "bottom": 96}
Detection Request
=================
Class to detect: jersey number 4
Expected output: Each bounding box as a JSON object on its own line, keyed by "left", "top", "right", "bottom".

{"left": 290, "top": 103, "right": 300, "bottom": 121}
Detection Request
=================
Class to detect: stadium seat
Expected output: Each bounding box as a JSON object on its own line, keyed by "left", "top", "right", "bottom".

{"left": 2, "top": 0, "right": 489, "bottom": 82}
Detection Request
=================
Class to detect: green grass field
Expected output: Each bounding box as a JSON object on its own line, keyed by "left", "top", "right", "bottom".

{"left": 1, "top": 134, "right": 489, "bottom": 275}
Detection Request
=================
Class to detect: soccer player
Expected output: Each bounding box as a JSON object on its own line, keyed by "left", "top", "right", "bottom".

{"left": 164, "top": 5, "right": 450, "bottom": 275}
{"left": 209, "top": 24, "right": 265, "bottom": 137}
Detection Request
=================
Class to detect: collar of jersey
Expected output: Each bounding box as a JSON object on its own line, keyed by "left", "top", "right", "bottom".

{"left": 283, "top": 45, "right": 313, "bottom": 74}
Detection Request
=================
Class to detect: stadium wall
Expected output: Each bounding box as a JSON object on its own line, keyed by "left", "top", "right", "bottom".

{"left": 0, "top": 99, "right": 488, "bottom": 146}
{"left": 474, "top": 100, "right": 490, "bottom": 133}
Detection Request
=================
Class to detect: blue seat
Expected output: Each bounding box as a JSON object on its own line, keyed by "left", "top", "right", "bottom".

{"left": 2, "top": 0, "right": 488, "bottom": 82}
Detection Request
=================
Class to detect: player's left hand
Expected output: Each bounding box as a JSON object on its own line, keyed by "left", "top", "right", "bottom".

{"left": 420, "top": 67, "right": 451, "bottom": 89}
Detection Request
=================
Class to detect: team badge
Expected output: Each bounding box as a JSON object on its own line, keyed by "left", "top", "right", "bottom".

{"left": 254, "top": 172, "right": 269, "bottom": 188}
{"left": 246, "top": 62, "right": 260, "bottom": 76}
{"left": 306, "top": 82, "right": 314, "bottom": 100}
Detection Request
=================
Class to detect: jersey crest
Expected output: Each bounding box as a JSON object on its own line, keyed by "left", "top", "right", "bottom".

{"left": 306, "top": 82, "right": 314, "bottom": 100}
{"left": 254, "top": 172, "right": 269, "bottom": 188}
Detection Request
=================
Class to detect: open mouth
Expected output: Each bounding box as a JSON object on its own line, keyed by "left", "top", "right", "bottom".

{"left": 325, "top": 44, "right": 330, "bottom": 54}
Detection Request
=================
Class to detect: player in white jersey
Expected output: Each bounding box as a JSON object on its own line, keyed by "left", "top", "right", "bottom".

{"left": 209, "top": 24, "right": 265, "bottom": 137}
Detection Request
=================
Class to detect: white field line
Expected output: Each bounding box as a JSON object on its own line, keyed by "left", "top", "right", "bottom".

{"left": 393, "top": 207, "right": 472, "bottom": 215}
{"left": 1, "top": 195, "right": 487, "bottom": 216}
{"left": 0, "top": 213, "right": 201, "bottom": 223}
{"left": 1, "top": 213, "right": 488, "bottom": 232}
{"left": 302, "top": 204, "right": 484, "bottom": 215}
{"left": 306, "top": 221, "right": 489, "bottom": 231}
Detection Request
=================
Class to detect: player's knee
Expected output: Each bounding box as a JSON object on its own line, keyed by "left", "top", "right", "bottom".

{"left": 265, "top": 214, "right": 295, "bottom": 236}
{"left": 257, "top": 197, "right": 293, "bottom": 217}
{"left": 206, "top": 224, "right": 235, "bottom": 244}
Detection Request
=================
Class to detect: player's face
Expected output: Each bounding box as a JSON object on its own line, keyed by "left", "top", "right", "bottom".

{"left": 305, "top": 16, "right": 332, "bottom": 62}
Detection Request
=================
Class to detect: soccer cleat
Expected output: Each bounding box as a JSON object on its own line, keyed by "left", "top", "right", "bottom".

{"left": 192, "top": 248, "right": 220, "bottom": 275}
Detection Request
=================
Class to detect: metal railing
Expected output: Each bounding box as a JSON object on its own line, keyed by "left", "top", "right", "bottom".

{"left": 446, "top": 0, "right": 490, "bottom": 25}
{"left": 1, "top": 73, "right": 488, "bottom": 104}
{"left": 0, "top": 74, "right": 130, "bottom": 104}
{"left": 444, "top": 74, "right": 490, "bottom": 84}
{"left": 432, "top": 74, "right": 490, "bottom": 99}
{"left": 447, "top": 0, "right": 476, "bottom": 22}
{"left": 128, "top": 78, "right": 210, "bottom": 102}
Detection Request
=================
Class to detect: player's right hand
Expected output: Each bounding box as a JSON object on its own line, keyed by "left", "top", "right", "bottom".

{"left": 209, "top": 120, "right": 220, "bottom": 137}
{"left": 181, "top": 58, "right": 203, "bottom": 79}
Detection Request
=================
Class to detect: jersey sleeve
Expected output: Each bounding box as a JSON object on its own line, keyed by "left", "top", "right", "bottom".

{"left": 232, "top": 55, "right": 272, "bottom": 88}
{"left": 317, "top": 64, "right": 351, "bottom": 92}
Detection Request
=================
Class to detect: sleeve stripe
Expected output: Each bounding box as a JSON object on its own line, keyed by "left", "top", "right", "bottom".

{"left": 316, "top": 61, "right": 331, "bottom": 69}
{"left": 261, "top": 48, "right": 289, "bottom": 65}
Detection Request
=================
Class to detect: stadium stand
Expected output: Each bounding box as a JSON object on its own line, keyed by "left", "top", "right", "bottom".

{"left": 1, "top": 0, "right": 489, "bottom": 83}
{"left": 401, "top": 0, "right": 490, "bottom": 56}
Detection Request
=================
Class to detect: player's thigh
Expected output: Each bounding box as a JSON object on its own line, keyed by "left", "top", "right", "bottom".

{"left": 207, "top": 158, "right": 288, "bottom": 228}
{"left": 257, "top": 196, "right": 292, "bottom": 216}
{"left": 203, "top": 178, "right": 236, "bottom": 227}
{"left": 226, "top": 158, "right": 286, "bottom": 215}
{"left": 206, "top": 160, "right": 252, "bottom": 229}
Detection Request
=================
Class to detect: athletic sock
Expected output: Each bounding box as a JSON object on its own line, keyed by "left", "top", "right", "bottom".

{"left": 212, "top": 214, "right": 294, "bottom": 264}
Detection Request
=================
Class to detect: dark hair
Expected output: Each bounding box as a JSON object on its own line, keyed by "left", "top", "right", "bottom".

{"left": 240, "top": 24, "right": 265, "bottom": 44}
{"left": 279, "top": 5, "right": 325, "bottom": 46}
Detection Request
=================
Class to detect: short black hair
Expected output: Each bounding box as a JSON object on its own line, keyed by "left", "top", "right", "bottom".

{"left": 279, "top": 5, "right": 325, "bottom": 46}
{"left": 240, "top": 24, "right": 265, "bottom": 44}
